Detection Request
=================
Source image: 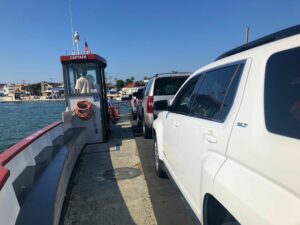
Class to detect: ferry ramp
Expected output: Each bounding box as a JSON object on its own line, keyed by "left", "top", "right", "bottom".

{"left": 60, "top": 115, "right": 195, "bottom": 225}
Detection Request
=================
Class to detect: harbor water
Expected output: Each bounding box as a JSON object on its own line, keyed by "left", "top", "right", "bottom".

{"left": 0, "top": 102, "right": 65, "bottom": 153}
{"left": 0, "top": 100, "right": 131, "bottom": 153}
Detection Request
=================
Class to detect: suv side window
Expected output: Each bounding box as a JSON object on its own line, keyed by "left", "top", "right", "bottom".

{"left": 265, "top": 47, "right": 300, "bottom": 139}
{"left": 171, "top": 75, "right": 200, "bottom": 114}
{"left": 218, "top": 64, "right": 244, "bottom": 120}
{"left": 144, "top": 79, "right": 153, "bottom": 96}
{"left": 190, "top": 63, "right": 244, "bottom": 122}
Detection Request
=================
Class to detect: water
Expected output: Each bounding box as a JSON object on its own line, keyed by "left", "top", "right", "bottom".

{"left": 0, "top": 102, "right": 65, "bottom": 153}
{"left": 0, "top": 100, "right": 132, "bottom": 153}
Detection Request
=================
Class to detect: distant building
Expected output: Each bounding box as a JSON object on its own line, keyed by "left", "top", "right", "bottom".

{"left": 6, "top": 84, "right": 16, "bottom": 99}
{"left": 0, "top": 84, "right": 7, "bottom": 96}
{"left": 121, "top": 83, "right": 143, "bottom": 95}
{"left": 3, "top": 85, "right": 9, "bottom": 96}
{"left": 41, "top": 81, "right": 64, "bottom": 97}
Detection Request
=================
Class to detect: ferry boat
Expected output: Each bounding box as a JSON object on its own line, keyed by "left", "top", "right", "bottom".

{"left": 0, "top": 53, "right": 194, "bottom": 225}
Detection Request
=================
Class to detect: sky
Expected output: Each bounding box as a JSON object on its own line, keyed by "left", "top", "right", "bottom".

{"left": 0, "top": 0, "right": 300, "bottom": 84}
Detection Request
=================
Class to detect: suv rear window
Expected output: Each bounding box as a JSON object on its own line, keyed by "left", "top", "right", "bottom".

{"left": 153, "top": 76, "right": 188, "bottom": 96}
{"left": 265, "top": 47, "right": 300, "bottom": 139}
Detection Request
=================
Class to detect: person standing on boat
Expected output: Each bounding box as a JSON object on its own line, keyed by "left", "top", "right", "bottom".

{"left": 107, "top": 97, "right": 120, "bottom": 123}
{"left": 107, "top": 96, "right": 113, "bottom": 108}
{"left": 75, "top": 73, "right": 94, "bottom": 94}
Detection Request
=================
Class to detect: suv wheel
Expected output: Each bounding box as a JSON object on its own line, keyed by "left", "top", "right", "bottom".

{"left": 143, "top": 120, "right": 152, "bottom": 139}
{"left": 154, "top": 136, "right": 167, "bottom": 178}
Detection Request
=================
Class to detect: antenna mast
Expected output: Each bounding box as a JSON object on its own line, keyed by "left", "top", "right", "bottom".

{"left": 246, "top": 27, "right": 250, "bottom": 47}
{"left": 69, "top": 0, "right": 75, "bottom": 54}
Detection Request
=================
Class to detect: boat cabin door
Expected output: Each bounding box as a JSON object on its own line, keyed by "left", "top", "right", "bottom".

{"left": 60, "top": 54, "right": 109, "bottom": 143}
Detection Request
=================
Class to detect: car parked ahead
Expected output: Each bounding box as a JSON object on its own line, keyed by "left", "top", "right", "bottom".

{"left": 133, "top": 87, "right": 145, "bottom": 126}
{"left": 131, "top": 87, "right": 144, "bottom": 120}
{"left": 140, "top": 72, "right": 191, "bottom": 138}
{"left": 153, "top": 25, "right": 300, "bottom": 225}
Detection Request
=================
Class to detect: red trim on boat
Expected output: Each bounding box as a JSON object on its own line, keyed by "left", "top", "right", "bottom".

{"left": 60, "top": 54, "right": 107, "bottom": 65}
{"left": 0, "top": 168, "right": 9, "bottom": 191}
{"left": 0, "top": 121, "right": 62, "bottom": 190}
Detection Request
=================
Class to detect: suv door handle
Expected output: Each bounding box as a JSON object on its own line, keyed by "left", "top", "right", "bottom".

{"left": 203, "top": 131, "right": 217, "bottom": 143}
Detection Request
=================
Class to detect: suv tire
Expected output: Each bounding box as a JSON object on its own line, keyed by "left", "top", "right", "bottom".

{"left": 143, "top": 120, "right": 152, "bottom": 139}
{"left": 154, "top": 136, "right": 167, "bottom": 178}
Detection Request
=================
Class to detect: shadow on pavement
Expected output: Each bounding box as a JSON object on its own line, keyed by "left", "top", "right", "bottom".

{"left": 60, "top": 119, "right": 137, "bottom": 225}
{"left": 131, "top": 121, "right": 196, "bottom": 225}
{"left": 60, "top": 116, "right": 195, "bottom": 225}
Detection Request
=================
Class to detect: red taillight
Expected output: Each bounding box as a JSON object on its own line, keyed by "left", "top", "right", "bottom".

{"left": 147, "top": 96, "right": 153, "bottom": 113}
{"left": 134, "top": 99, "right": 137, "bottom": 107}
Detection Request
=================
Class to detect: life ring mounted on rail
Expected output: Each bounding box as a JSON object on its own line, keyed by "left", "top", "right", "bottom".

{"left": 74, "top": 100, "right": 94, "bottom": 120}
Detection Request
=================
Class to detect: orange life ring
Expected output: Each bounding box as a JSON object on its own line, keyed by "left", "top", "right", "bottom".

{"left": 74, "top": 100, "right": 94, "bottom": 120}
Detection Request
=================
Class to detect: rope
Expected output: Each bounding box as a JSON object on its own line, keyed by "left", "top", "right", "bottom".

{"left": 74, "top": 100, "right": 94, "bottom": 120}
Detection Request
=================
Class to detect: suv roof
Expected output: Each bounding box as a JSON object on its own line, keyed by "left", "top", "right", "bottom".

{"left": 216, "top": 24, "right": 300, "bottom": 60}
{"left": 150, "top": 71, "right": 192, "bottom": 79}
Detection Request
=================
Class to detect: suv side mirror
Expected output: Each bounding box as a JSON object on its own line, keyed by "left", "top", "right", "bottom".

{"left": 154, "top": 100, "right": 169, "bottom": 111}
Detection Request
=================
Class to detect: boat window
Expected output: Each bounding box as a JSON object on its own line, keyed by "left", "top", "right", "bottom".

{"left": 190, "top": 63, "right": 243, "bottom": 122}
{"left": 66, "top": 63, "right": 99, "bottom": 95}
{"left": 153, "top": 76, "right": 188, "bottom": 96}
{"left": 171, "top": 75, "right": 200, "bottom": 115}
{"left": 265, "top": 47, "right": 300, "bottom": 139}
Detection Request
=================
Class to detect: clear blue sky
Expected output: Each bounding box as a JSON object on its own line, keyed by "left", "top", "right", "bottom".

{"left": 0, "top": 0, "right": 300, "bottom": 83}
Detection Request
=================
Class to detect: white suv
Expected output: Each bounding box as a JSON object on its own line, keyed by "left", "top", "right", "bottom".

{"left": 153, "top": 25, "right": 300, "bottom": 225}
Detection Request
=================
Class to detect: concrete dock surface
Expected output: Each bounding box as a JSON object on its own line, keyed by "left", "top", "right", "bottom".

{"left": 61, "top": 116, "right": 195, "bottom": 225}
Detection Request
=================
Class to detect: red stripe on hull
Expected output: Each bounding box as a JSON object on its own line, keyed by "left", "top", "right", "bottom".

{"left": 0, "top": 121, "right": 62, "bottom": 190}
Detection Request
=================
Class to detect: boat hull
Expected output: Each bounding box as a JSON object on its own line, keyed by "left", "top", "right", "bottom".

{"left": 0, "top": 121, "right": 86, "bottom": 225}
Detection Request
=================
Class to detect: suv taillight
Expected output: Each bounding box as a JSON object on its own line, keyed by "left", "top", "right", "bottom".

{"left": 147, "top": 96, "right": 153, "bottom": 113}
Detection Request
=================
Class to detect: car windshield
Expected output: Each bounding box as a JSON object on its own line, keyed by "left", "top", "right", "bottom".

{"left": 154, "top": 76, "right": 188, "bottom": 96}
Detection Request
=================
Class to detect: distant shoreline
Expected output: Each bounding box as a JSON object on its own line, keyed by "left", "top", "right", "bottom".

{"left": 0, "top": 99, "right": 65, "bottom": 103}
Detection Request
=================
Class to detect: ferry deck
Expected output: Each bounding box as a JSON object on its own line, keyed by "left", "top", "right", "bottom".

{"left": 60, "top": 115, "right": 195, "bottom": 225}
